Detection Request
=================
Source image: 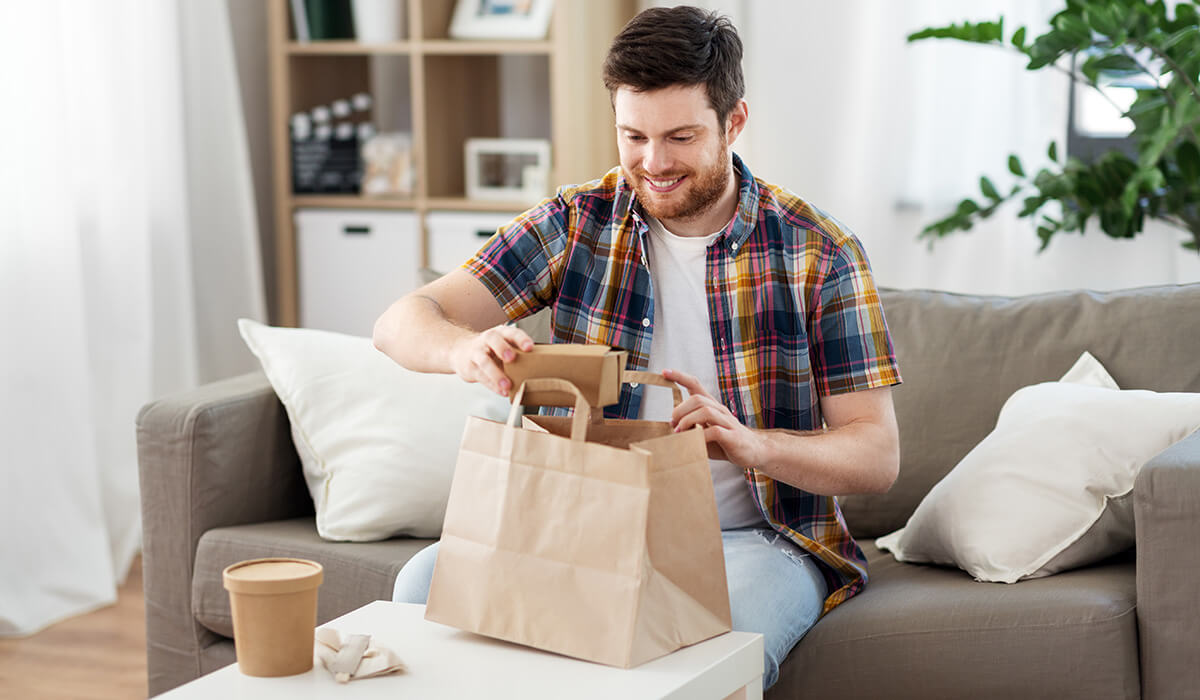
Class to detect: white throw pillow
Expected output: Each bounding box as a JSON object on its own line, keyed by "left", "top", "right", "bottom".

{"left": 238, "top": 319, "right": 511, "bottom": 541}
{"left": 876, "top": 351, "right": 1200, "bottom": 582}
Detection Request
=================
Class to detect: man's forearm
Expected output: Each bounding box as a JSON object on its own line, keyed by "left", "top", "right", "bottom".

{"left": 754, "top": 420, "right": 899, "bottom": 496}
{"left": 372, "top": 294, "right": 474, "bottom": 374}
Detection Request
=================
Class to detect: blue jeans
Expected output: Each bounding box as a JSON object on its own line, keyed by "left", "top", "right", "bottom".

{"left": 392, "top": 526, "right": 827, "bottom": 690}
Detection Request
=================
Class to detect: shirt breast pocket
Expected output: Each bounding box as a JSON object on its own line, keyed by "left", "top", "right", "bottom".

{"left": 753, "top": 308, "right": 816, "bottom": 431}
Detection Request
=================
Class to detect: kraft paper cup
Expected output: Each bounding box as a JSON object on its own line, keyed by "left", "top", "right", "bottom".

{"left": 223, "top": 558, "right": 324, "bottom": 677}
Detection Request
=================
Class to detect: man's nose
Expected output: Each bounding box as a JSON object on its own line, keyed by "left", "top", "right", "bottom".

{"left": 642, "top": 141, "right": 672, "bottom": 175}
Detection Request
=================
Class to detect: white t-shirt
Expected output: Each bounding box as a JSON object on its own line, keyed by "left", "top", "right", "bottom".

{"left": 640, "top": 214, "right": 766, "bottom": 530}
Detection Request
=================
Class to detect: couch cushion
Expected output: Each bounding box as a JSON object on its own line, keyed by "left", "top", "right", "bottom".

{"left": 192, "top": 518, "right": 434, "bottom": 638}
{"left": 770, "top": 545, "right": 1139, "bottom": 700}
{"left": 238, "top": 320, "right": 512, "bottom": 541}
{"left": 842, "top": 283, "right": 1200, "bottom": 539}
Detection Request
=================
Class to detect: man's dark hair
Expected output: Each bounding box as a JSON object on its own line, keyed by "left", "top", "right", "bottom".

{"left": 602, "top": 6, "right": 745, "bottom": 126}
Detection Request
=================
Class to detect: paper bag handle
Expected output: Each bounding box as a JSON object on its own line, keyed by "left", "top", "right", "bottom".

{"left": 506, "top": 378, "right": 591, "bottom": 441}
{"left": 621, "top": 370, "right": 684, "bottom": 407}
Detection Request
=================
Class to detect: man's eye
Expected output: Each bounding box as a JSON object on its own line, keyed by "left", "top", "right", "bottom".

{"left": 626, "top": 134, "right": 646, "bottom": 143}
{"left": 671, "top": 136, "right": 694, "bottom": 143}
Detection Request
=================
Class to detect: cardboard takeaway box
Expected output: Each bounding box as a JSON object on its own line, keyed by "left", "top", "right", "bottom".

{"left": 502, "top": 344, "right": 628, "bottom": 407}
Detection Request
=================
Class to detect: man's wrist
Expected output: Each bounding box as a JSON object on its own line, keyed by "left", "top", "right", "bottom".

{"left": 440, "top": 326, "right": 477, "bottom": 374}
{"left": 751, "top": 428, "right": 774, "bottom": 471}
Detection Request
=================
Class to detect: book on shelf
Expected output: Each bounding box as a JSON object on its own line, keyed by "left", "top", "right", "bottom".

{"left": 304, "top": 0, "right": 356, "bottom": 40}
{"left": 290, "top": 0, "right": 310, "bottom": 41}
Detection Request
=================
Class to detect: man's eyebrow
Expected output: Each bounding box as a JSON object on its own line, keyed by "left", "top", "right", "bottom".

{"left": 615, "top": 123, "right": 706, "bottom": 134}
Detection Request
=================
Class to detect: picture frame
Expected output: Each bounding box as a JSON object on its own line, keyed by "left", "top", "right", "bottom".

{"left": 448, "top": 0, "right": 555, "bottom": 41}
{"left": 464, "top": 138, "right": 551, "bottom": 203}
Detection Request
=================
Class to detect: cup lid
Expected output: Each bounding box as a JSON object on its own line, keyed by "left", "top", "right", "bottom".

{"left": 223, "top": 558, "right": 323, "bottom": 595}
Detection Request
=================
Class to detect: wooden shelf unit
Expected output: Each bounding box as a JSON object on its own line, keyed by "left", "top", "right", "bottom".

{"left": 267, "top": 0, "right": 634, "bottom": 326}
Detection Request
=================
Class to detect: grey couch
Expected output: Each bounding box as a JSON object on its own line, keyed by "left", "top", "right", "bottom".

{"left": 137, "top": 284, "right": 1200, "bottom": 698}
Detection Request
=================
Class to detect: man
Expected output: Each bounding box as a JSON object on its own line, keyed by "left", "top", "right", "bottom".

{"left": 374, "top": 6, "right": 901, "bottom": 690}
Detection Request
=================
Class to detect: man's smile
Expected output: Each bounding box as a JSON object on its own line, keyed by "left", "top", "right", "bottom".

{"left": 643, "top": 174, "right": 686, "bottom": 192}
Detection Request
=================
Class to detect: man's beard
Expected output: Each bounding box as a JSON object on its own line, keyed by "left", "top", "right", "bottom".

{"left": 631, "top": 142, "right": 730, "bottom": 224}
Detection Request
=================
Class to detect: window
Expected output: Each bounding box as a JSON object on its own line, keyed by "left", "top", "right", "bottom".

{"left": 1066, "top": 50, "right": 1158, "bottom": 162}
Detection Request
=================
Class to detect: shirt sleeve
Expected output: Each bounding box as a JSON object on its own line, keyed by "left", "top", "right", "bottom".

{"left": 809, "top": 234, "right": 902, "bottom": 396}
{"left": 460, "top": 193, "right": 571, "bottom": 322}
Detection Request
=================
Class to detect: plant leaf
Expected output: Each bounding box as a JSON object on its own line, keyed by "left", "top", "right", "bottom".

{"left": 1053, "top": 13, "right": 1092, "bottom": 45}
{"left": 1174, "top": 93, "right": 1200, "bottom": 127}
{"left": 1174, "top": 4, "right": 1198, "bottom": 30}
{"left": 1083, "top": 4, "right": 1122, "bottom": 40}
{"left": 908, "top": 20, "right": 1005, "bottom": 44}
{"left": 1176, "top": 140, "right": 1200, "bottom": 181}
{"left": 1081, "top": 52, "right": 1141, "bottom": 83}
{"left": 1037, "top": 226, "right": 1055, "bottom": 250}
{"left": 1008, "top": 154, "right": 1025, "bottom": 177}
{"left": 1048, "top": 141, "right": 1059, "bottom": 162}
{"left": 1163, "top": 25, "right": 1199, "bottom": 50}
{"left": 1075, "top": 171, "right": 1106, "bottom": 205}
{"left": 1011, "top": 26, "right": 1027, "bottom": 50}
{"left": 1139, "top": 116, "right": 1180, "bottom": 168}
{"left": 1096, "top": 151, "right": 1137, "bottom": 195}
{"left": 980, "top": 176, "right": 1001, "bottom": 200}
{"left": 1019, "top": 195, "right": 1047, "bottom": 217}
{"left": 1125, "top": 94, "right": 1168, "bottom": 118}
{"left": 1119, "top": 167, "right": 1161, "bottom": 217}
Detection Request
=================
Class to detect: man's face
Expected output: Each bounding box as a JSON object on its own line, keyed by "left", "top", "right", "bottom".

{"left": 613, "top": 84, "right": 735, "bottom": 225}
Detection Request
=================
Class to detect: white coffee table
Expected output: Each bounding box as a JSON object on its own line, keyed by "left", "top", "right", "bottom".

{"left": 161, "top": 601, "right": 764, "bottom": 699}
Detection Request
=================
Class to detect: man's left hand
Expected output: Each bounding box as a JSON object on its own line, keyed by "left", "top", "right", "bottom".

{"left": 663, "top": 368, "right": 767, "bottom": 468}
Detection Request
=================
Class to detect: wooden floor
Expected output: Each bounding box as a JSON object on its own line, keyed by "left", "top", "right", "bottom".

{"left": 0, "top": 557, "right": 147, "bottom": 699}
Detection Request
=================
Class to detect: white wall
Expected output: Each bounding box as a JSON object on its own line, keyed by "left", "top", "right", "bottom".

{"left": 658, "top": 0, "right": 1200, "bottom": 294}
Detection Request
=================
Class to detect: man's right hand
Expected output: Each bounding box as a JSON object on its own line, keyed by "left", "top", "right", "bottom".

{"left": 373, "top": 270, "right": 534, "bottom": 390}
{"left": 448, "top": 325, "right": 535, "bottom": 397}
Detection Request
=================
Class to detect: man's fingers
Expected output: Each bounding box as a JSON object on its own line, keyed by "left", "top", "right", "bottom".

{"left": 450, "top": 325, "right": 533, "bottom": 397}
{"left": 673, "top": 404, "right": 734, "bottom": 433}
{"left": 674, "top": 411, "right": 733, "bottom": 461}
{"left": 662, "top": 368, "right": 711, "bottom": 399}
{"left": 484, "top": 332, "right": 520, "bottom": 364}
{"left": 468, "top": 354, "right": 508, "bottom": 396}
{"left": 703, "top": 427, "right": 731, "bottom": 461}
{"left": 482, "top": 325, "right": 534, "bottom": 364}
{"left": 671, "top": 395, "right": 728, "bottom": 427}
{"left": 497, "top": 324, "right": 535, "bottom": 352}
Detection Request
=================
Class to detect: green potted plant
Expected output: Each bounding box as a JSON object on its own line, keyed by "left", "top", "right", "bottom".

{"left": 909, "top": 0, "right": 1200, "bottom": 251}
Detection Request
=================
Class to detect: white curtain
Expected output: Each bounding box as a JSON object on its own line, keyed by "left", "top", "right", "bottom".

{"left": 645, "top": 0, "right": 1200, "bottom": 293}
{"left": 0, "top": 0, "right": 265, "bottom": 636}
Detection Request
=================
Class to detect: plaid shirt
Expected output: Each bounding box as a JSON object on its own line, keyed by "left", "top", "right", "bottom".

{"left": 464, "top": 154, "right": 901, "bottom": 614}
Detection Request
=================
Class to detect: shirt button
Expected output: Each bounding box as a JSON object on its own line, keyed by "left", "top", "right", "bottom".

{"left": 731, "top": 243, "right": 739, "bottom": 251}
{"left": 642, "top": 317, "right": 650, "bottom": 327}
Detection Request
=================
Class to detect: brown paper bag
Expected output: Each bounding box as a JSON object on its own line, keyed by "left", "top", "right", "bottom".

{"left": 425, "top": 372, "right": 732, "bottom": 668}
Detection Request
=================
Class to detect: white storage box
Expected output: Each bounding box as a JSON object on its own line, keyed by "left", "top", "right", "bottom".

{"left": 296, "top": 208, "right": 420, "bottom": 337}
{"left": 426, "top": 210, "right": 519, "bottom": 275}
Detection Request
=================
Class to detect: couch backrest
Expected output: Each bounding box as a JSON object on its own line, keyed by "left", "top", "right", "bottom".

{"left": 838, "top": 283, "right": 1200, "bottom": 539}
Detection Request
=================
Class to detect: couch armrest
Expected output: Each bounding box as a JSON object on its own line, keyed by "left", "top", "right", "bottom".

{"left": 1134, "top": 427, "right": 1200, "bottom": 700}
{"left": 136, "top": 371, "right": 311, "bottom": 696}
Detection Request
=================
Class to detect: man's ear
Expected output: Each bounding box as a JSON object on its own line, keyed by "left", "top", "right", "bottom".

{"left": 725, "top": 99, "right": 749, "bottom": 145}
